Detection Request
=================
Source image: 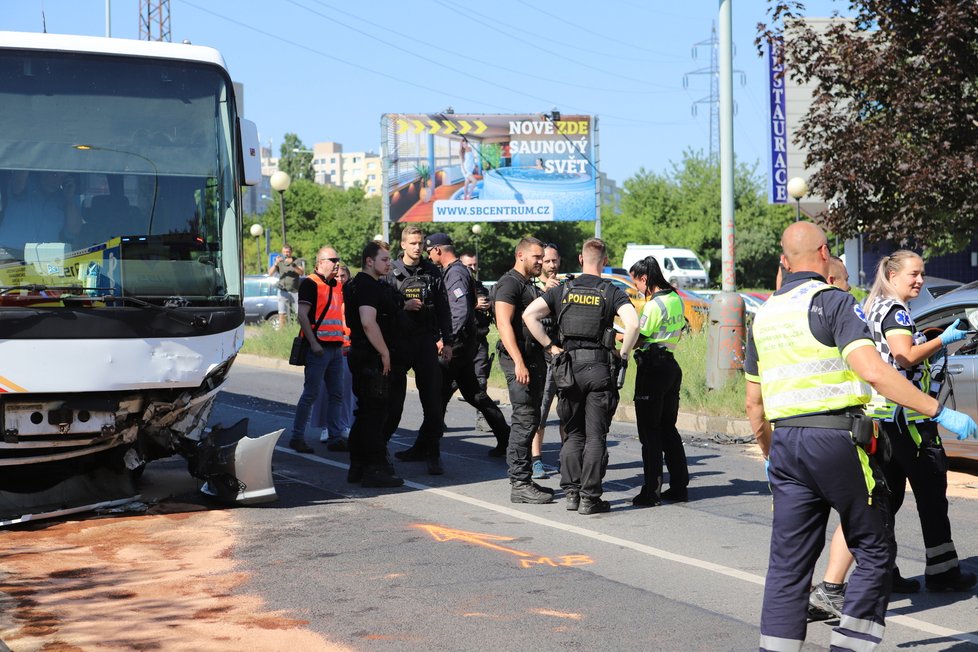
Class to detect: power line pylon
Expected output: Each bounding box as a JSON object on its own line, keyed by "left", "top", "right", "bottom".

{"left": 684, "top": 22, "right": 744, "bottom": 160}
{"left": 139, "top": 0, "right": 171, "bottom": 42}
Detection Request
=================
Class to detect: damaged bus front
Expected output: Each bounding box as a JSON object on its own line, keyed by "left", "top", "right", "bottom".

{"left": 0, "top": 32, "right": 277, "bottom": 525}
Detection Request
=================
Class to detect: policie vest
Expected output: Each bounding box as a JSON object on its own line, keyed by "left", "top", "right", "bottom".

{"left": 639, "top": 290, "right": 685, "bottom": 352}
{"left": 556, "top": 278, "right": 615, "bottom": 346}
{"left": 752, "top": 279, "right": 871, "bottom": 420}
{"left": 864, "top": 296, "right": 932, "bottom": 424}
{"left": 391, "top": 261, "right": 438, "bottom": 335}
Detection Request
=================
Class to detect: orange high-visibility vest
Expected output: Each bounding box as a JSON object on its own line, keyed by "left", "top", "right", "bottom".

{"left": 306, "top": 274, "right": 345, "bottom": 343}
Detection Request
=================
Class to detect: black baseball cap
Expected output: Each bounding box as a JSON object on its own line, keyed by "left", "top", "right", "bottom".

{"left": 424, "top": 233, "right": 453, "bottom": 249}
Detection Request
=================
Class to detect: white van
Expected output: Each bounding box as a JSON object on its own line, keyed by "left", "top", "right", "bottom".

{"left": 621, "top": 244, "right": 710, "bottom": 289}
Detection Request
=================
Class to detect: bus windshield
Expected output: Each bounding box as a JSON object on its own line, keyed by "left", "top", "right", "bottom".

{"left": 0, "top": 50, "right": 241, "bottom": 305}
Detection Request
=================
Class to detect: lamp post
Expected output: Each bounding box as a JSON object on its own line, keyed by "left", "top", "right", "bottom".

{"left": 270, "top": 170, "right": 291, "bottom": 246}
{"left": 249, "top": 223, "right": 264, "bottom": 274}
{"left": 787, "top": 177, "right": 808, "bottom": 222}
{"left": 471, "top": 224, "right": 482, "bottom": 278}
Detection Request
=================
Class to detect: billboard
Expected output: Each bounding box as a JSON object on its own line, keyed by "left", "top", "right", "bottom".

{"left": 382, "top": 113, "right": 598, "bottom": 223}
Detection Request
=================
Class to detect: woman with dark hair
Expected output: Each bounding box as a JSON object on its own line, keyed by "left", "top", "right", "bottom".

{"left": 629, "top": 256, "right": 689, "bottom": 506}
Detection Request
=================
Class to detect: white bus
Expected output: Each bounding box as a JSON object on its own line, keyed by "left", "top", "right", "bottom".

{"left": 0, "top": 32, "right": 275, "bottom": 525}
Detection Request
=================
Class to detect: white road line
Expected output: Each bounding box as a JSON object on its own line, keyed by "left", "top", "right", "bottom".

{"left": 273, "top": 445, "right": 978, "bottom": 645}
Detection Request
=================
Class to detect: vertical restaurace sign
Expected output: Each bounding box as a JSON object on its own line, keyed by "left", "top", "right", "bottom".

{"left": 382, "top": 113, "right": 598, "bottom": 223}
{"left": 768, "top": 41, "right": 788, "bottom": 204}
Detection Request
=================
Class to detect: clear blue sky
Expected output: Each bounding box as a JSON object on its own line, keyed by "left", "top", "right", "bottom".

{"left": 2, "top": 0, "right": 844, "bottom": 184}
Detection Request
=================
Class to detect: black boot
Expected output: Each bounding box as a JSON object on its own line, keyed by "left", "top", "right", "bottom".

{"left": 361, "top": 465, "right": 404, "bottom": 488}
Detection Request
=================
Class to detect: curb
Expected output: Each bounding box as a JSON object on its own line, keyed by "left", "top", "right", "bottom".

{"left": 234, "top": 353, "right": 754, "bottom": 437}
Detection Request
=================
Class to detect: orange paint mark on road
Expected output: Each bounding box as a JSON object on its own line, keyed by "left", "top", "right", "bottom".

{"left": 531, "top": 608, "right": 584, "bottom": 620}
{"left": 413, "top": 524, "right": 594, "bottom": 568}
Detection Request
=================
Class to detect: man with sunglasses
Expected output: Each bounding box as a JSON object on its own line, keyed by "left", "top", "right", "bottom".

{"left": 426, "top": 233, "right": 511, "bottom": 456}
{"left": 289, "top": 246, "right": 346, "bottom": 453}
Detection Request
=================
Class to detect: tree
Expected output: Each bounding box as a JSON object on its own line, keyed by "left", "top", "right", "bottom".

{"left": 759, "top": 2, "right": 978, "bottom": 251}
{"left": 255, "top": 181, "right": 381, "bottom": 268}
{"left": 278, "top": 132, "right": 314, "bottom": 182}
{"left": 603, "top": 151, "right": 793, "bottom": 288}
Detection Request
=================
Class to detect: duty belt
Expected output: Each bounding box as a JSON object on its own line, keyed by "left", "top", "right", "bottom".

{"left": 772, "top": 410, "right": 864, "bottom": 430}
{"left": 567, "top": 348, "right": 609, "bottom": 363}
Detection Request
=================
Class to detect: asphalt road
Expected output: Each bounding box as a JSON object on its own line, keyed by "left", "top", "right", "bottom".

{"left": 3, "top": 359, "right": 977, "bottom": 651}
{"left": 211, "top": 361, "right": 978, "bottom": 651}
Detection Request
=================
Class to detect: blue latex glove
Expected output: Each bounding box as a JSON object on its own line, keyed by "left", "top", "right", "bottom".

{"left": 764, "top": 458, "right": 771, "bottom": 482}
{"left": 934, "top": 406, "right": 978, "bottom": 440}
{"left": 939, "top": 319, "right": 970, "bottom": 346}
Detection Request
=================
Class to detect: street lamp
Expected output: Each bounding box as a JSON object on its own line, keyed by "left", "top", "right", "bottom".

{"left": 249, "top": 223, "right": 264, "bottom": 274}
{"left": 270, "top": 170, "right": 291, "bottom": 245}
{"left": 787, "top": 177, "right": 808, "bottom": 222}
{"left": 471, "top": 224, "right": 482, "bottom": 277}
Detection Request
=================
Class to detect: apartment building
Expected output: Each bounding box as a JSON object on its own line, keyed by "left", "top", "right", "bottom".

{"left": 310, "top": 141, "right": 382, "bottom": 197}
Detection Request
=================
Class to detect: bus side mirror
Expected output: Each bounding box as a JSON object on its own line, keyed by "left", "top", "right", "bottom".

{"left": 238, "top": 118, "right": 261, "bottom": 186}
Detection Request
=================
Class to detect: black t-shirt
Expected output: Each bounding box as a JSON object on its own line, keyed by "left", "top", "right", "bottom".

{"left": 344, "top": 272, "right": 397, "bottom": 353}
{"left": 493, "top": 268, "right": 542, "bottom": 354}
{"left": 743, "top": 272, "right": 874, "bottom": 377}
{"left": 541, "top": 273, "right": 630, "bottom": 351}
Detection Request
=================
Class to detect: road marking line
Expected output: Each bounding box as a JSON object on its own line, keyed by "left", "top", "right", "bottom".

{"left": 274, "top": 446, "right": 978, "bottom": 645}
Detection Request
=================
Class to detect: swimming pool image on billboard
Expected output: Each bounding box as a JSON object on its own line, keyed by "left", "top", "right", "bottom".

{"left": 480, "top": 167, "right": 594, "bottom": 220}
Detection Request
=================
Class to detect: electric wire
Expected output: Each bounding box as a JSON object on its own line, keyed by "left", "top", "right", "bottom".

{"left": 178, "top": 0, "right": 518, "bottom": 112}
{"left": 429, "top": 0, "right": 676, "bottom": 90}
{"left": 303, "top": 0, "right": 678, "bottom": 96}
{"left": 518, "top": 0, "right": 685, "bottom": 60}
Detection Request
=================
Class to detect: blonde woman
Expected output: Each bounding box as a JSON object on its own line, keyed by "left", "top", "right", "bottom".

{"left": 864, "top": 250, "right": 975, "bottom": 592}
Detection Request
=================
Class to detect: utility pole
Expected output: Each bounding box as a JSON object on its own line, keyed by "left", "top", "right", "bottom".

{"left": 705, "top": 0, "right": 746, "bottom": 390}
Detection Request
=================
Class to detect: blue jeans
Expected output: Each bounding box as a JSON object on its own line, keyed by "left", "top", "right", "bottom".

{"left": 312, "top": 349, "right": 355, "bottom": 436}
{"left": 292, "top": 344, "right": 345, "bottom": 440}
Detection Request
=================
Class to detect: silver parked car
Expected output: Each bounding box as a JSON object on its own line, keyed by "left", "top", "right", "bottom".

{"left": 912, "top": 281, "right": 978, "bottom": 461}
{"left": 244, "top": 274, "right": 280, "bottom": 327}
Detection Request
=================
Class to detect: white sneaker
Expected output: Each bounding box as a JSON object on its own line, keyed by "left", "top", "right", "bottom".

{"left": 319, "top": 428, "right": 330, "bottom": 443}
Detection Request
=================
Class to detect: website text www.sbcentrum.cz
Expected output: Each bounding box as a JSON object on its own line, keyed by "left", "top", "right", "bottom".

{"left": 433, "top": 200, "right": 554, "bottom": 221}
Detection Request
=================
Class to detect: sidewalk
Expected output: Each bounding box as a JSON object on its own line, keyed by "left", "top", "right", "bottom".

{"left": 235, "top": 353, "right": 753, "bottom": 437}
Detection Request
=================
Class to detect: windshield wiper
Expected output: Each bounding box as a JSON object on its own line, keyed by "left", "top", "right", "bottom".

{"left": 61, "top": 291, "right": 210, "bottom": 329}
{"left": 0, "top": 284, "right": 80, "bottom": 295}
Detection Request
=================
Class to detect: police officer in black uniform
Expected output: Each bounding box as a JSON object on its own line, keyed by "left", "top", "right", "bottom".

{"left": 344, "top": 240, "right": 403, "bottom": 488}
{"left": 494, "top": 237, "right": 553, "bottom": 504}
{"left": 386, "top": 225, "right": 452, "bottom": 475}
{"left": 460, "top": 251, "right": 493, "bottom": 394}
{"left": 524, "top": 238, "right": 639, "bottom": 515}
{"left": 426, "top": 233, "right": 511, "bottom": 455}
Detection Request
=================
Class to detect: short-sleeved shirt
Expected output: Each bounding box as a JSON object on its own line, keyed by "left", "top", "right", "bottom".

{"left": 493, "top": 268, "right": 542, "bottom": 355}
{"left": 274, "top": 257, "right": 303, "bottom": 292}
{"left": 441, "top": 258, "right": 476, "bottom": 343}
{"left": 344, "top": 272, "right": 397, "bottom": 353}
{"left": 540, "top": 273, "right": 630, "bottom": 351}
{"left": 297, "top": 273, "right": 343, "bottom": 344}
{"left": 881, "top": 304, "right": 915, "bottom": 339}
{"left": 743, "top": 271, "right": 875, "bottom": 378}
